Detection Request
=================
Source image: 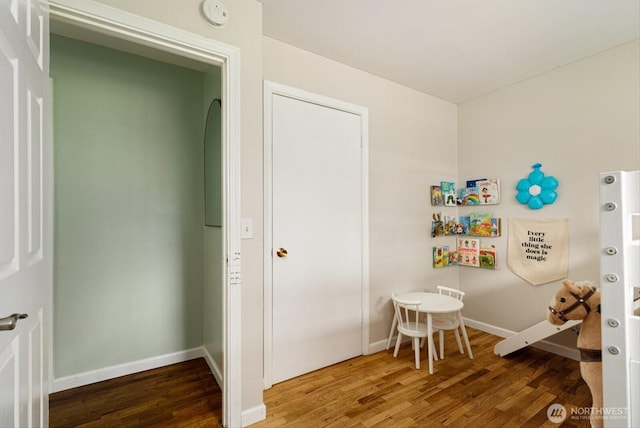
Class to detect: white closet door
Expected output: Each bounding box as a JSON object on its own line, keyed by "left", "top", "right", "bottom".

{"left": 0, "top": 0, "right": 51, "bottom": 426}
{"left": 271, "top": 93, "right": 363, "bottom": 384}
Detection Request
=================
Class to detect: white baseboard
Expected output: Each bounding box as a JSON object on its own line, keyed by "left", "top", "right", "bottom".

{"left": 52, "top": 347, "right": 205, "bottom": 393}
{"left": 369, "top": 317, "right": 518, "bottom": 356}
{"left": 368, "top": 338, "right": 391, "bottom": 354}
{"left": 242, "top": 403, "right": 267, "bottom": 427}
{"left": 370, "top": 332, "right": 420, "bottom": 355}
{"left": 202, "top": 347, "right": 223, "bottom": 389}
{"left": 369, "top": 317, "right": 580, "bottom": 361}
{"left": 462, "top": 317, "right": 514, "bottom": 338}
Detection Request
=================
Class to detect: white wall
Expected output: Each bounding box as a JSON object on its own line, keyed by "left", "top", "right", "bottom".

{"left": 457, "top": 39, "right": 640, "bottom": 333}
{"left": 263, "top": 37, "right": 459, "bottom": 344}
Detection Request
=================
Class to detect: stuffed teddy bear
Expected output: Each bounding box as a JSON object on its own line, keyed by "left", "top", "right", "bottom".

{"left": 548, "top": 279, "right": 602, "bottom": 428}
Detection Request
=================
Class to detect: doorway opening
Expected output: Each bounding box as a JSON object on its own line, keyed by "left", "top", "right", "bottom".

{"left": 48, "top": 1, "right": 242, "bottom": 426}
{"left": 50, "top": 32, "right": 221, "bottom": 382}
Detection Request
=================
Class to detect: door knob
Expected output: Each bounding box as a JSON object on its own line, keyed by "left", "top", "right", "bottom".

{"left": 276, "top": 247, "right": 288, "bottom": 258}
{"left": 0, "top": 313, "right": 28, "bottom": 331}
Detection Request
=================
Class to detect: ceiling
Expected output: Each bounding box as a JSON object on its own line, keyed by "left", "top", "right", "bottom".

{"left": 260, "top": 0, "right": 640, "bottom": 103}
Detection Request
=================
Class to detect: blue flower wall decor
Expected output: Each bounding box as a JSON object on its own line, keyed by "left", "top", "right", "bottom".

{"left": 516, "top": 163, "right": 558, "bottom": 209}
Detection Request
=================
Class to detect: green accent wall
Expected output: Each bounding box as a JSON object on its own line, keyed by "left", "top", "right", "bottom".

{"left": 51, "top": 34, "right": 207, "bottom": 377}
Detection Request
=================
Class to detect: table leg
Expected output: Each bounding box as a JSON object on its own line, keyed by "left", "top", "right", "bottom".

{"left": 427, "top": 313, "right": 434, "bottom": 374}
{"left": 457, "top": 311, "right": 473, "bottom": 359}
{"left": 386, "top": 317, "right": 397, "bottom": 350}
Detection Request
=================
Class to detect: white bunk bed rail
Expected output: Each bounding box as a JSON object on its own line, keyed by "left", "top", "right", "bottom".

{"left": 599, "top": 170, "right": 640, "bottom": 428}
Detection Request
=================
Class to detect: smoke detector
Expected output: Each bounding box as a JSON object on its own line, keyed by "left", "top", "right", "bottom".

{"left": 202, "top": 0, "right": 228, "bottom": 27}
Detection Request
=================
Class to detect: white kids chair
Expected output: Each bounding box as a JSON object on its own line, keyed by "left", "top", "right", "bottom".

{"left": 431, "top": 285, "right": 467, "bottom": 359}
{"left": 391, "top": 294, "right": 438, "bottom": 369}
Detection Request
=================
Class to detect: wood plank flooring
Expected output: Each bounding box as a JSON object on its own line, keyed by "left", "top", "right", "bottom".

{"left": 49, "top": 358, "right": 223, "bottom": 427}
{"left": 254, "top": 327, "right": 591, "bottom": 428}
{"left": 49, "top": 328, "right": 592, "bottom": 427}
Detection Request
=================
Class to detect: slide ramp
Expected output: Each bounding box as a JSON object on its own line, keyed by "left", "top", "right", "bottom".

{"left": 493, "top": 319, "right": 580, "bottom": 357}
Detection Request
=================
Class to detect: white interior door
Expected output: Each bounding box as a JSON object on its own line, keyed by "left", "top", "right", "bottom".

{"left": 269, "top": 89, "right": 365, "bottom": 384}
{"left": 0, "top": 0, "right": 51, "bottom": 426}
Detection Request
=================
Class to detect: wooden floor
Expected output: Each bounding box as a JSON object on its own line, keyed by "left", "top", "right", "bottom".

{"left": 256, "top": 327, "right": 592, "bottom": 428}
{"left": 50, "top": 328, "right": 592, "bottom": 427}
{"left": 49, "top": 358, "right": 223, "bottom": 427}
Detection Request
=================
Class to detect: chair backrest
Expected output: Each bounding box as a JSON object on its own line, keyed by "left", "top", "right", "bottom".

{"left": 434, "top": 286, "right": 463, "bottom": 327}
{"left": 437, "top": 285, "right": 465, "bottom": 301}
{"left": 392, "top": 294, "right": 422, "bottom": 331}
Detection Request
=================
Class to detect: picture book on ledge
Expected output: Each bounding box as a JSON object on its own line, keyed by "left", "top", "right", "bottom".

{"left": 430, "top": 185, "right": 444, "bottom": 206}
{"left": 431, "top": 178, "right": 500, "bottom": 206}
{"left": 457, "top": 238, "right": 480, "bottom": 267}
{"left": 469, "top": 212, "right": 493, "bottom": 236}
{"left": 441, "top": 181, "right": 457, "bottom": 206}
{"left": 459, "top": 178, "right": 500, "bottom": 205}
{"left": 432, "top": 212, "right": 501, "bottom": 237}
{"left": 456, "top": 238, "right": 498, "bottom": 269}
{"left": 433, "top": 246, "right": 457, "bottom": 268}
{"left": 476, "top": 179, "right": 500, "bottom": 205}
{"left": 459, "top": 187, "right": 480, "bottom": 205}
{"left": 431, "top": 212, "right": 445, "bottom": 237}
{"left": 433, "top": 238, "right": 497, "bottom": 269}
{"left": 431, "top": 181, "right": 457, "bottom": 206}
{"left": 479, "top": 244, "right": 497, "bottom": 269}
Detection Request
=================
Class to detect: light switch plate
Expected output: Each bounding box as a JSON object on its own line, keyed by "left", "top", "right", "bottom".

{"left": 241, "top": 218, "right": 253, "bottom": 239}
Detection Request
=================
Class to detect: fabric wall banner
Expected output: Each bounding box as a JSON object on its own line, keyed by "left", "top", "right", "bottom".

{"left": 507, "top": 218, "right": 569, "bottom": 286}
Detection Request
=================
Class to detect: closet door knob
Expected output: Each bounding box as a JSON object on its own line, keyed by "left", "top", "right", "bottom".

{"left": 0, "top": 313, "right": 28, "bottom": 331}
{"left": 276, "top": 248, "right": 288, "bottom": 258}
